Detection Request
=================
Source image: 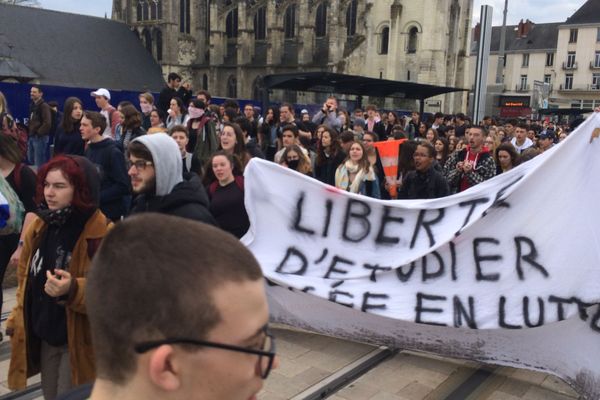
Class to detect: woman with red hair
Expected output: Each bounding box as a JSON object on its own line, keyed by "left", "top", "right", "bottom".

{"left": 6, "top": 155, "right": 111, "bottom": 399}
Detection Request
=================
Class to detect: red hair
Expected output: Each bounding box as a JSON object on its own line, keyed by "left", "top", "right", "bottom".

{"left": 36, "top": 155, "right": 95, "bottom": 212}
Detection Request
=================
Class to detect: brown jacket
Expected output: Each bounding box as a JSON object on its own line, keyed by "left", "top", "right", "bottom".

{"left": 6, "top": 210, "right": 112, "bottom": 390}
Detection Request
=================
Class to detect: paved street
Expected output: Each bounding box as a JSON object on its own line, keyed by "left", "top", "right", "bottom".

{"left": 0, "top": 287, "right": 580, "bottom": 400}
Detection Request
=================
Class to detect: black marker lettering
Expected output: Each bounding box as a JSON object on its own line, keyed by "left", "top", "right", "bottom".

{"left": 422, "top": 251, "right": 445, "bottom": 282}
{"left": 324, "top": 255, "right": 355, "bottom": 279}
{"left": 548, "top": 295, "right": 574, "bottom": 321}
{"left": 342, "top": 199, "right": 372, "bottom": 243}
{"left": 415, "top": 293, "right": 447, "bottom": 326}
{"left": 322, "top": 199, "right": 333, "bottom": 237}
{"left": 276, "top": 247, "right": 309, "bottom": 275}
{"left": 375, "top": 206, "right": 404, "bottom": 245}
{"left": 410, "top": 208, "right": 445, "bottom": 248}
{"left": 523, "top": 296, "right": 544, "bottom": 328}
{"left": 498, "top": 296, "right": 522, "bottom": 329}
{"left": 449, "top": 241, "right": 458, "bottom": 281}
{"left": 456, "top": 198, "right": 489, "bottom": 236}
{"left": 314, "top": 248, "right": 329, "bottom": 264}
{"left": 453, "top": 296, "right": 477, "bottom": 328}
{"left": 514, "top": 236, "right": 549, "bottom": 280}
{"left": 364, "top": 264, "right": 392, "bottom": 282}
{"left": 396, "top": 262, "right": 416, "bottom": 282}
{"left": 361, "top": 292, "right": 389, "bottom": 312}
{"left": 473, "top": 238, "right": 502, "bottom": 281}
{"left": 292, "top": 192, "right": 316, "bottom": 236}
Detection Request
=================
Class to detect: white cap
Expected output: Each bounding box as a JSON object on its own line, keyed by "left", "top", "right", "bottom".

{"left": 301, "top": 109, "right": 309, "bottom": 114}
{"left": 91, "top": 88, "right": 111, "bottom": 100}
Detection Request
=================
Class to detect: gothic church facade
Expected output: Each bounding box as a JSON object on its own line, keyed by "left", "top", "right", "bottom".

{"left": 112, "top": 0, "right": 471, "bottom": 113}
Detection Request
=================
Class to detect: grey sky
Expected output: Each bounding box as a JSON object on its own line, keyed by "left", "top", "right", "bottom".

{"left": 38, "top": 0, "right": 588, "bottom": 26}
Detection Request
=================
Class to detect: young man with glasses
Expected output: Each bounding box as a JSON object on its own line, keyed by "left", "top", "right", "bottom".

{"left": 81, "top": 111, "right": 130, "bottom": 221}
{"left": 127, "top": 133, "right": 215, "bottom": 224}
{"left": 60, "top": 213, "right": 278, "bottom": 400}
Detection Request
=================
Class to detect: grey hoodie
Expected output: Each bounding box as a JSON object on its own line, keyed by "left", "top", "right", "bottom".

{"left": 132, "top": 134, "right": 183, "bottom": 196}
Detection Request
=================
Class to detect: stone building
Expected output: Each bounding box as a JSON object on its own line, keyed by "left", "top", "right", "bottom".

{"left": 112, "top": 0, "right": 472, "bottom": 113}
{"left": 469, "top": 0, "right": 600, "bottom": 118}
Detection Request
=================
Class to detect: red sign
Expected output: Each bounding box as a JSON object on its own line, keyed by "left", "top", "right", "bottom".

{"left": 500, "top": 107, "right": 532, "bottom": 118}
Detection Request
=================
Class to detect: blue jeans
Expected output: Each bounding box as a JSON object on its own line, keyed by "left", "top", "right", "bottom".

{"left": 28, "top": 135, "right": 49, "bottom": 167}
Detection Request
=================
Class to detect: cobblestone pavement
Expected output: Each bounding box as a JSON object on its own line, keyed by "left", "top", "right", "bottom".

{"left": 0, "top": 288, "right": 580, "bottom": 400}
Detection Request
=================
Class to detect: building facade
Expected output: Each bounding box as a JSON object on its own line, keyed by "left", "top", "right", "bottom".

{"left": 112, "top": 0, "right": 472, "bottom": 113}
{"left": 469, "top": 0, "right": 600, "bottom": 118}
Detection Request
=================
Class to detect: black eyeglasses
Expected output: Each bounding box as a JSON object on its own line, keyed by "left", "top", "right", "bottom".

{"left": 127, "top": 159, "right": 154, "bottom": 171}
{"left": 134, "top": 326, "right": 276, "bottom": 379}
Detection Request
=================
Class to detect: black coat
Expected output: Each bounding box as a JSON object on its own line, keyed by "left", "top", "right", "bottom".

{"left": 398, "top": 166, "right": 449, "bottom": 199}
{"left": 130, "top": 174, "right": 216, "bottom": 225}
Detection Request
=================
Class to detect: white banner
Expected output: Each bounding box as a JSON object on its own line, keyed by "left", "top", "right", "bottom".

{"left": 243, "top": 114, "right": 600, "bottom": 399}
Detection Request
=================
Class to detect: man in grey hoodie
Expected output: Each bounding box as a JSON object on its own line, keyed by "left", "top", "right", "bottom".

{"left": 126, "top": 133, "right": 215, "bottom": 224}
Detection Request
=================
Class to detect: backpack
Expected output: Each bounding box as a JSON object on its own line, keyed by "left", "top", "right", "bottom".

{"left": 1, "top": 113, "right": 28, "bottom": 161}
{"left": 0, "top": 174, "right": 25, "bottom": 236}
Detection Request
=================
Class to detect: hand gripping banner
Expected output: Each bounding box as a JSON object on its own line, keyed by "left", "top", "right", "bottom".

{"left": 242, "top": 113, "right": 600, "bottom": 399}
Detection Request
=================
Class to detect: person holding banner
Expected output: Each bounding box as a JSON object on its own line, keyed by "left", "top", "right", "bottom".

{"left": 335, "top": 141, "right": 380, "bottom": 199}
{"left": 397, "top": 142, "right": 449, "bottom": 199}
{"left": 443, "top": 126, "right": 496, "bottom": 193}
{"left": 314, "top": 127, "right": 346, "bottom": 186}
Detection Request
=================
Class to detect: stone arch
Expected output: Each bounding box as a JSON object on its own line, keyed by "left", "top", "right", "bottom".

{"left": 203, "top": 74, "right": 209, "bottom": 90}
{"left": 180, "top": 0, "right": 190, "bottom": 34}
{"left": 345, "top": 0, "right": 358, "bottom": 37}
{"left": 226, "top": 7, "right": 239, "bottom": 38}
{"left": 254, "top": 6, "right": 267, "bottom": 40}
{"left": 378, "top": 24, "right": 390, "bottom": 55}
{"left": 403, "top": 22, "right": 422, "bottom": 54}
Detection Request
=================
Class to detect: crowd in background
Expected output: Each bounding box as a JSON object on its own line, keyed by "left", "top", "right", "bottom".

{"left": 0, "top": 73, "right": 585, "bottom": 399}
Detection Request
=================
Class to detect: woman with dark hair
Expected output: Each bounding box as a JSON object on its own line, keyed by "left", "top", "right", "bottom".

{"left": 396, "top": 139, "right": 418, "bottom": 193}
{"left": 203, "top": 151, "right": 249, "bottom": 239}
{"left": 425, "top": 128, "right": 438, "bottom": 144}
{"left": 434, "top": 137, "right": 450, "bottom": 169}
{"left": 6, "top": 155, "right": 110, "bottom": 399}
{"left": 384, "top": 111, "right": 399, "bottom": 141}
{"left": 280, "top": 145, "right": 313, "bottom": 176}
{"left": 218, "top": 122, "right": 251, "bottom": 171}
{"left": 147, "top": 109, "right": 167, "bottom": 134}
{"left": 166, "top": 97, "right": 188, "bottom": 129}
{"left": 417, "top": 122, "right": 428, "bottom": 139}
{"left": 0, "top": 135, "right": 37, "bottom": 335}
{"left": 335, "top": 141, "right": 380, "bottom": 198}
{"left": 53, "top": 97, "right": 85, "bottom": 156}
{"left": 259, "top": 107, "right": 280, "bottom": 161}
{"left": 118, "top": 104, "right": 146, "bottom": 152}
{"left": 338, "top": 110, "right": 351, "bottom": 132}
{"left": 495, "top": 142, "right": 519, "bottom": 174}
{"left": 314, "top": 127, "right": 346, "bottom": 186}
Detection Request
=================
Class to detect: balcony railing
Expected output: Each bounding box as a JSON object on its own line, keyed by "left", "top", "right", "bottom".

{"left": 515, "top": 84, "right": 530, "bottom": 92}
{"left": 590, "top": 61, "right": 600, "bottom": 70}
{"left": 562, "top": 61, "right": 578, "bottom": 70}
{"left": 558, "top": 84, "right": 600, "bottom": 91}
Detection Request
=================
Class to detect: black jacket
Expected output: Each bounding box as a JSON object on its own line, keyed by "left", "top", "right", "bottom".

{"left": 85, "top": 139, "right": 130, "bottom": 221}
{"left": 398, "top": 166, "right": 449, "bottom": 199}
{"left": 130, "top": 174, "right": 216, "bottom": 224}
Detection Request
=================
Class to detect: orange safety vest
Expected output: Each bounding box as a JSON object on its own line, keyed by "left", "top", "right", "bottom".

{"left": 373, "top": 139, "right": 406, "bottom": 198}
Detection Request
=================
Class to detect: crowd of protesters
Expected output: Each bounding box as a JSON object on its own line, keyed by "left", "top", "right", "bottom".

{"left": 0, "top": 73, "right": 584, "bottom": 398}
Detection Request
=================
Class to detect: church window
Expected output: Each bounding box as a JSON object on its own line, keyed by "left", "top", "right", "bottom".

{"left": 180, "top": 0, "right": 190, "bottom": 34}
{"left": 155, "top": 29, "right": 163, "bottom": 61}
{"left": 408, "top": 26, "right": 418, "bottom": 53}
{"left": 226, "top": 8, "right": 239, "bottom": 38}
{"left": 254, "top": 6, "right": 267, "bottom": 40}
{"left": 379, "top": 26, "right": 389, "bottom": 55}
{"left": 284, "top": 5, "right": 296, "bottom": 39}
{"left": 227, "top": 75, "right": 237, "bottom": 98}
{"left": 346, "top": 0, "right": 357, "bottom": 37}
{"left": 315, "top": 3, "right": 327, "bottom": 38}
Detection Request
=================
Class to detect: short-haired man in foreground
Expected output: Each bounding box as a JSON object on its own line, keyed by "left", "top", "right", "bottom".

{"left": 81, "top": 214, "right": 278, "bottom": 400}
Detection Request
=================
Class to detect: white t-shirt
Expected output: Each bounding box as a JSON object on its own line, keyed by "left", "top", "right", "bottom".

{"left": 510, "top": 137, "right": 534, "bottom": 153}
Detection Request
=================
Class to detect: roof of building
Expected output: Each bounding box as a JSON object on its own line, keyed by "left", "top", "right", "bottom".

{"left": 261, "top": 72, "right": 466, "bottom": 100}
{"left": 0, "top": 4, "right": 165, "bottom": 91}
{"left": 471, "top": 23, "right": 560, "bottom": 54}
{"left": 565, "top": 0, "right": 600, "bottom": 25}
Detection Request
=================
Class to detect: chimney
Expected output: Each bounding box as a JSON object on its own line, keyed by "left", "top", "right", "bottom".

{"left": 518, "top": 19, "right": 534, "bottom": 38}
{"left": 473, "top": 23, "right": 481, "bottom": 42}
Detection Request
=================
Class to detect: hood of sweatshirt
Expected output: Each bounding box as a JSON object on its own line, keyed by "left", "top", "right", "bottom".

{"left": 132, "top": 134, "right": 183, "bottom": 196}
